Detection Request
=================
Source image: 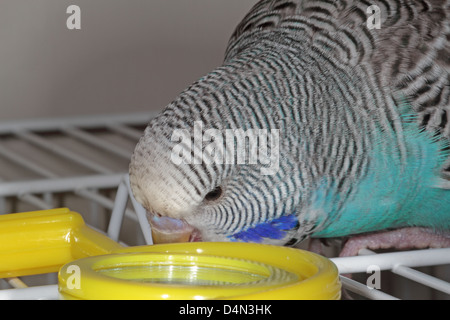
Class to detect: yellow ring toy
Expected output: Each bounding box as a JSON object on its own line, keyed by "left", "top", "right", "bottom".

{"left": 59, "top": 242, "right": 341, "bottom": 300}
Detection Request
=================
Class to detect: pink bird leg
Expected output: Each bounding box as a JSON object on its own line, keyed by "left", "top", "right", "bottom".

{"left": 339, "top": 227, "right": 450, "bottom": 257}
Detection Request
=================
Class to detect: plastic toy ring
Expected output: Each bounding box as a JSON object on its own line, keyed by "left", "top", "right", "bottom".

{"left": 58, "top": 242, "right": 341, "bottom": 300}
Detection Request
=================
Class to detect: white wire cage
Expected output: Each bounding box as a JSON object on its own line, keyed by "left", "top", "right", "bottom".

{"left": 0, "top": 112, "right": 449, "bottom": 300}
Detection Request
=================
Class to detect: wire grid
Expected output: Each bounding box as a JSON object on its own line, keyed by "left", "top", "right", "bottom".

{"left": 0, "top": 113, "right": 448, "bottom": 300}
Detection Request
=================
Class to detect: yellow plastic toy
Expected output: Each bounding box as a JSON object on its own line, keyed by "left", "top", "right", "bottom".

{"left": 0, "top": 208, "right": 341, "bottom": 300}
{"left": 59, "top": 243, "right": 341, "bottom": 300}
{"left": 0, "top": 208, "right": 121, "bottom": 278}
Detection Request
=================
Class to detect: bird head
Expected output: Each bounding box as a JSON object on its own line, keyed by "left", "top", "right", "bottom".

{"left": 129, "top": 70, "right": 315, "bottom": 246}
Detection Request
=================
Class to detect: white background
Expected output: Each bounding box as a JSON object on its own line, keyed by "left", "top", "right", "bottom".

{"left": 0, "top": 0, "right": 257, "bottom": 120}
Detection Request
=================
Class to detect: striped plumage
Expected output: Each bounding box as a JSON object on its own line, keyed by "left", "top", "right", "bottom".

{"left": 129, "top": 0, "right": 450, "bottom": 246}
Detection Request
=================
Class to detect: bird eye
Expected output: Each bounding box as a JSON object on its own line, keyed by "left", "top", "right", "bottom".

{"left": 204, "top": 186, "right": 223, "bottom": 201}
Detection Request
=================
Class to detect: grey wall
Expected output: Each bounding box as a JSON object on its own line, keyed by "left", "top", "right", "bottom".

{"left": 0, "top": 0, "right": 257, "bottom": 120}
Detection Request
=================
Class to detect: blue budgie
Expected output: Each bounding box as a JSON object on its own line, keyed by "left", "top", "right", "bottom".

{"left": 129, "top": 0, "right": 450, "bottom": 255}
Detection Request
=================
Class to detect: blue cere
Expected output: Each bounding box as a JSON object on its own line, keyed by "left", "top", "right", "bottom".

{"left": 230, "top": 214, "right": 298, "bottom": 243}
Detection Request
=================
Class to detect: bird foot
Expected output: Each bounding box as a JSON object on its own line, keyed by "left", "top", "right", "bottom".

{"left": 339, "top": 227, "right": 450, "bottom": 257}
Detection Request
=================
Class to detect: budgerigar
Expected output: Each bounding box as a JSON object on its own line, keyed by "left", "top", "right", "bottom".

{"left": 129, "top": 0, "right": 450, "bottom": 255}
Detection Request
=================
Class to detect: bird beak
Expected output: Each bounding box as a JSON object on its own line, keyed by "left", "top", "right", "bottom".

{"left": 147, "top": 213, "right": 201, "bottom": 244}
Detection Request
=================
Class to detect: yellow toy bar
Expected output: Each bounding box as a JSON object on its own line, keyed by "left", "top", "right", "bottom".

{"left": 0, "top": 208, "right": 121, "bottom": 278}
